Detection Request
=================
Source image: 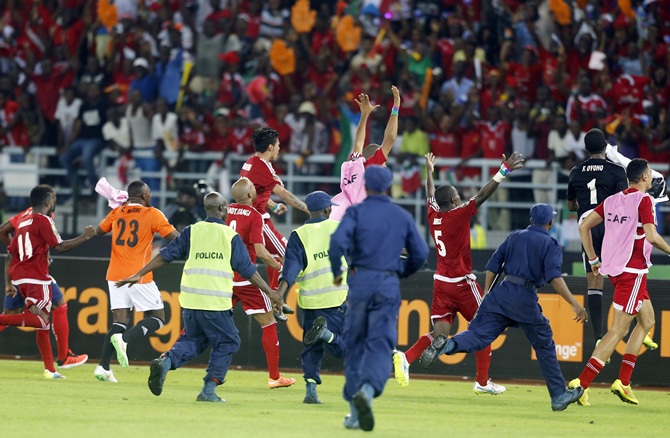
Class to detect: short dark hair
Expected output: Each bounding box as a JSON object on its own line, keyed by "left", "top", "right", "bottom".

{"left": 584, "top": 128, "right": 607, "bottom": 154}
{"left": 434, "top": 185, "right": 455, "bottom": 208}
{"left": 252, "top": 127, "right": 279, "bottom": 153}
{"left": 627, "top": 158, "right": 649, "bottom": 183}
{"left": 127, "top": 180, "right": 148, "bottom": 197}
{"left": 177, "top": 185, "right": 198, "bottom": 198}
{"left": 30, "top": 185, "right": 54, "bottom": 207}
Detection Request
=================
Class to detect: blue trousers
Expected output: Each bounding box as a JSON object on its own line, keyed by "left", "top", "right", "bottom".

{"left": 170, "top": 309, "right": 240, "bottom": 384}
{"left": 342, "top": 270, "right": 400, "bottom": 402}
{"left": 450, "top": 282, "right": 566, "bottom": 398}
{"left": 59, "top": 138, "right": 106, "bottom": 188}
{"left": 301, "top": 303, "right": 346, "bottom": 384}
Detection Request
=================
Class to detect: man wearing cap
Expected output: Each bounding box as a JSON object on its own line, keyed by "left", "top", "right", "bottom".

{"left": 129, "top": 57, "right": 157, "bottom": 102}
{"left": 328, "top": 166, "right": 428, "bottom": 431}
{"left": 419, "top": 203, "right": 588, "bottom": 412}
{"left": 567, "top": 128, "right": 628, "bottom": 349}
{"left": 276, "top": 191, "right": 349, "bottom": 405}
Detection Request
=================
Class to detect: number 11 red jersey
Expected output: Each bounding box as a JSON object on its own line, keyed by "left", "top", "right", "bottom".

{"left": 8, "top": 213, "right": 62, "bottom": 284}
{"left": 427, "top": 197, "right": 477, "bottom": 278}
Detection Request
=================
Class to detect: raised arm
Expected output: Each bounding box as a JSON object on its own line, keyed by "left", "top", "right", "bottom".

{"left": 474, "top": 152, "right": 524, "bottom": 208}
{"left": 352, "top": 93, "right": 380, "bottom": 155}
{"left": 425, "top": 152, "right": 436, "bottom": 199}
{"left": 380, "top": 85, "right": 401, "bottom": 157}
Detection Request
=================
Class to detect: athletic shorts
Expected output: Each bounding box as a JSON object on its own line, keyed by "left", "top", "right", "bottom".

{"left": 108, "top": 281, "right": 164, "bottom": 312}
{"left": 232, "top": 282, "right": 273, "bottom": 315}
{"left": 262, "top": 218, "right": 287, "bottom": 259}
{"left": 609, "top": 272, "right": 649, "bottom": 315}
{"left": 580, "top": 215, "right": 605, "bottom": 273}
{"left": 4, "top": 280, "right": 62, "bottom": 311}
{"left": 430, "top": 276, "right": 484, "bottom": 325}
{"left": 17, "top": 283, "right": 53, "bottom": 313}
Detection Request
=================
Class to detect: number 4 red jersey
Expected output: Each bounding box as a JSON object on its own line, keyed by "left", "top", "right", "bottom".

{"left": 8, "top": 213, "right": 62, "bottom": 284}
{"left": 226, "top": 203, "right": 265, "bottom": 282}
{"left": 427, "top": 197, "right": 477, "bottom": 279}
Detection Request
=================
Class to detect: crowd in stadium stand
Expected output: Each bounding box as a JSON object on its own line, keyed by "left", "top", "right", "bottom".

{"left": 0, "top": 0, "right": 668, "bottom": 228}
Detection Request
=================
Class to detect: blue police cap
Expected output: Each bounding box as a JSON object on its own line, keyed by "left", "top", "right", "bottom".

{"left": 305, "top": 191, "right": 338, "bottom": 212}
{"left": 530, "top": 203, "right": 557, "bottom": 225}
{"left": 365, "top": 165, "right": 393, "bottom": 192}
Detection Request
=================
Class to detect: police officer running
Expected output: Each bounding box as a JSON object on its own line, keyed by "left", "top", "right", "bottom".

{"left": 419, "top": 204, "right": 588, "bottom": 411}
{"left": 329, "top": 166, "right": 429, "bottom": 431}
{"left": 276, "top": 191, "right": 349, "bottom": 405}
{"left": 116, "top": 192, "right": 282, "bottom": 402}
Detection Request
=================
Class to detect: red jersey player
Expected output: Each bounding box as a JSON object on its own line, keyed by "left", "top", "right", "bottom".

{"left": 393, "top": 152, "right": 523, "bottom": 392}
{"left": 239, "top": 127, "right": 308, "bottom": 300}
{"left": 226, "top": 177, "right": 295, "bottom": 389}
{"left": 0, "top": 185, "right": 95, "bottom": 378}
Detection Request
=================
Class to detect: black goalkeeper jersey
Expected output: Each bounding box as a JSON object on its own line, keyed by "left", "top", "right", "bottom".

{"left": 567, "top": 157, "right": 628, "bottom": 218}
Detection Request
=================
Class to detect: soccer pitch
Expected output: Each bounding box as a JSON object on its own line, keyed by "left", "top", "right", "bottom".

{"left": 2, "top": 359, "right": 668, "bottom": 438}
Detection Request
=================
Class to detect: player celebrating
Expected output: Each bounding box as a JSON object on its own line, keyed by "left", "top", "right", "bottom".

{"left": 226, "top": 177, "right": 295, "bottom": 389}
{"left": 239, "top": 127, "right": 308, "bottom": 296}
{"left": 567, "top": 128, "right": 628, "bottom": 347}
{"left": 94, "top": 181, "right": 179, "bottom": 382}
{"left": 330, "top": 86, "right": 400, "bottom": 221}
{"left": 393, "top": 151, "right": 523, "bottom": 393}
{"left": 0, "top": 185, "right": 95, "bottom": 378}
{"left": 0, "top": 205, "right": 88, "bottom": 370}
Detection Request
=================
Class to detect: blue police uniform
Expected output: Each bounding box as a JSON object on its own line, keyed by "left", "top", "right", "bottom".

{"left": 446, "top": 223, "right": 568, "bottom": 399}
{"left": 282, "top": 216, "right": 346, "bottom": 385}
{"left": 329, "top": 167, "right": 428, "bottom": 410}
{"left": 159, "top": 217, "right": 256, "bottom": 384}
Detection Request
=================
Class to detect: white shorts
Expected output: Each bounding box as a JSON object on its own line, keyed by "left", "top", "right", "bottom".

{"left": 108, "top": 281, "right": 164, "bottom": 312}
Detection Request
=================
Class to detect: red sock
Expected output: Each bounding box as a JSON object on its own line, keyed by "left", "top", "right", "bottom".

{"left": 619, "top": 354, "right": 637, "bottom": 386}
{"left": 262, "top": 322, "right": 280, "bottom": 380}
{"left": 475, "top": 345, "right": 492, "bottom": 386}
{"left": 578, "top": 357, "right": 604, "bottom": 389}
{"left": 36, "top": 329, "right": 56, "bottom": 372}
{"left": 266, "top": 265, "right": 280, "bottom": 290}
{"left": 405, "top": 334, "right": 433, "bottom": 364}
{"left": 0, "top": 310, "right": 48, "bottom": 328}
{"left": 0, "top": 325, "right": 7, "bottom": 332}
{"left": 52, "top": 304, "right": 70, "bottom": 362}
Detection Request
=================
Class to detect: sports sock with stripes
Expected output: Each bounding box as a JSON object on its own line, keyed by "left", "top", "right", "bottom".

{"left": 100, "top": 322, "right": 127, "bottom": 370}
{"left": 618, "top": 354, "right": 637, "bottom": 386}
{"left": 404, "top": 334, "right": 433, "bottom": 364}
{"left": 36, "top": 329, "right": 56, "bottom": 373}
{"left": 122, "top": 316, "right": 163, "bottom": 343}
{"left": 52, "top": 303, "right": 70, "bottom": 362}
{"left": 475, "top": 345, "right": 492, "bottom": 386}
{"left": 262, "top": 322, "right": 281, "bottom": 380}
{"left": 578, "top": 357, "right": 604, "bottom": 389}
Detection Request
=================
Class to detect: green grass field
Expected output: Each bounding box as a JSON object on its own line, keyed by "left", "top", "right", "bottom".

{"left": 2, "top": 359, "right": 669, "bottom": 438}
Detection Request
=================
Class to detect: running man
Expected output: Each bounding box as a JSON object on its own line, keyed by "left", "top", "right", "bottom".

{"left": 393, "top": 151, "right": 523, "bottom": 393}
{"left": 226, "top": 177, "right": 295, "bottom": 389}
{"left": 0, "top": 204, "right": 88, "bottom": 370}
{"left": 330, "top": 86, "right": 400, "bottom": 221}
{"left": 94, "top": 180, "right": 179, "bottom": 382}
{"left": 569, "top": 159, "right": 670, "bottom": 406}
{"left": 239, "top": 127, "right": 308, "bottom": 305}
{"left": 0, "top": 185, "right": 95, "bottom": 378}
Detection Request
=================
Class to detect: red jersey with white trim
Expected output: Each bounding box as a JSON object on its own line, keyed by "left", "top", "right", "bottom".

{"left": 240, "top": 155, "right": 284, "bottom": 213}
{"left": 593, "top": 188, "right": 655, "bottom": 270}
{"left": 363, "top": 148, "right": 387, "bottom": 167}
{"left": 8, "top": 213, "right": 62, "bottom": 284}
{"left": 226, "top": 203, "right": 265, "bottom": 282}
{"left": 10, "top": 207, "right": 37, "bottom": 230}
{"left": 427, "top": 197, "right": 477, "bottom": 278}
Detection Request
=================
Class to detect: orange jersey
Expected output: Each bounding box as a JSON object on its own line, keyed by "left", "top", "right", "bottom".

{"left": 99, "top": 203, "right": 175, "bottom": 283}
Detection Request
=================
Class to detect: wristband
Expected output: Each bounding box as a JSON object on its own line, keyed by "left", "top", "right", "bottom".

{"left": 588, "top": 256, "right": 600, "bottom": 266}
{"left": 391, "top": 107, "right": 399, "bottom": 116}
{"left": 498, "top": 162, "right": 512, "bottom": 177}
{"left": 492, "top": 172, "right": 505, "bottom": 183}
{"left": 272, "top": 203, "right": 282, "bottom": 213}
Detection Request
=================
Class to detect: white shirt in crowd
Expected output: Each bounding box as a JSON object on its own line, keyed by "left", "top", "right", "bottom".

{"left": 564, "top": 130, "right": 587, "bottom": 161}
{"left": 547, "top": 129, "right": 569, "bottom": 159}
{"left": 151, "top": 111, "right": 179, "bottom": 150}
{"left": 102, "top": 118, "right": 131, "bottom": 149}
{"left": 54, "top": 96, "right": 82, "bottom": 140}
{"left": 126, "top": 105, "right": 153, "bottom": 148}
